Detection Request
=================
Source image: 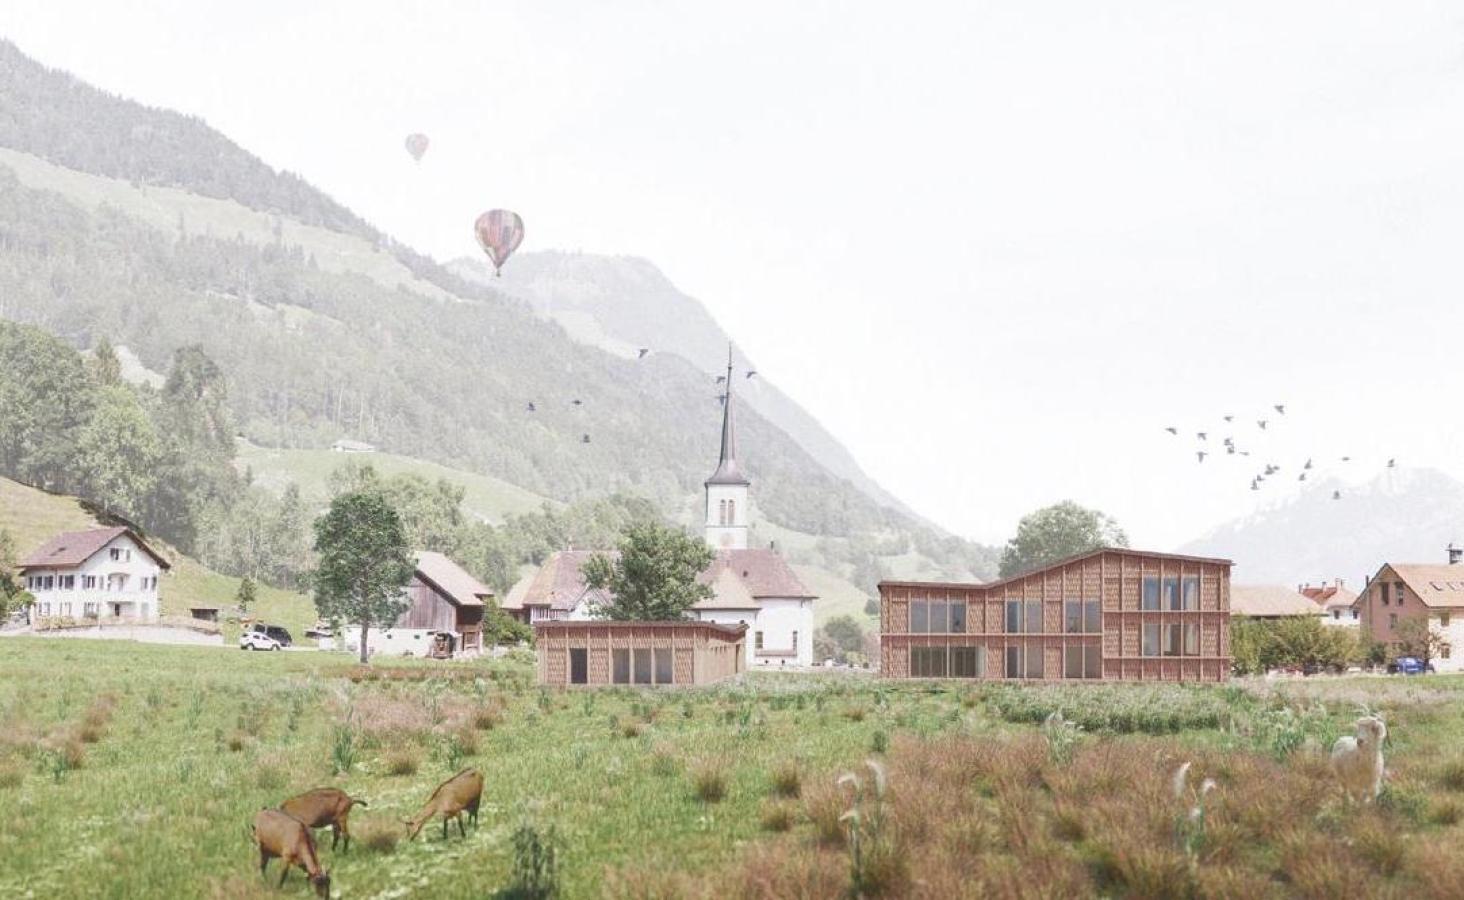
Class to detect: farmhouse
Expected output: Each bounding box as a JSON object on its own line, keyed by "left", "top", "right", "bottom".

{"left": 534, "top": 620, "right": 747, "bottom": 686}
{"left": 1301, "top": 580, "right": 1361, "bottom": 627}
{"left": 19, "top": 526, "right": 169, "bottom": 622}
{"left": 349, "top": 551, "right": 489, "bottom": 658}
{"left": 503, "top": 351, "right": 816, "bottom": 667}
{"left": 1230, "top": 585, "right": 1327, "bottom": 621}
{"left": 1356, "top": 546, "right": 1464, "bottom": 672}
{"left": 879, "top": 548, "right": 1233, "bottom": 682}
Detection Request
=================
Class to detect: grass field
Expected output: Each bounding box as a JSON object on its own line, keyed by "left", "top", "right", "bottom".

{"left": 5, "top": 639, "right": 1464, "bottom": 899}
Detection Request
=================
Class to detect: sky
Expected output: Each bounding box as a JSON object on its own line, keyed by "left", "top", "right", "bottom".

{"left": 4, "top": 1, "right": 1464, "bottom": 547}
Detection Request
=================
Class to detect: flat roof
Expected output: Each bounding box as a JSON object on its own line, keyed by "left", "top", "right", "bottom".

{"left": 532, "top": 620, "right": 748, "bottom": 638}
{"left": 879, "top": 546, "right": 1233, "bottom": 592}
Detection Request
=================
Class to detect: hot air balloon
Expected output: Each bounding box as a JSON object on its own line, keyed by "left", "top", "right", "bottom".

{"left": 473, "top": 210, "right": 524, "bottom": 276}
{"left": 404, "top": 133, "right": 429, "bottom": 162}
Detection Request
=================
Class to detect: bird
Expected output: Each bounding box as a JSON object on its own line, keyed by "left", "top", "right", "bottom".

{"left": 1197, "top": 432, "right": 1208, "bottom": 441}
{"left": 1274, "top": 404, "right": 1286, "bottom": 414}
{"left": 1341, "top": 456, "right": 1352, "bottom": 462}
{"left": 745, "top": 370, "right": 758, "bottom": 380}
{"left": 571, "top": 399, "right": 583, "bottom": 407}
{"left": 1304, "top": 458, "right": 1313, "bottom": 470}
{"left": 581, "top": 434, "right": 591, "bottom": 444}
{"left": 1226, "top": 446, "right": 1236, "bottom": 455}
{"left": 1332, "top": 490, "right": 1342, "bottom": 500}
{"left": 715, "top": 375, "right": 727, "bottom": 385}
{"left": 525, "top": 402, "right": 536, "bottom": 412}
{"left": 1165, "top": 426, "right": 1179, "bottom": 435}
{"left": 1238, "top": 450, "right": 1252, "bottom": 457}
{"left": 1387, "top": 458, "right": 1397, "bottom": 468}
{"left": 1257, "top": 420, "right": 1268, "bottom": 430}
{"left": 1223, "top": 415, "right": 1234, "bottom": 423}
{"left": 637, "top": 348, "right": 649, "bottom": 359}
{"left": 1299, "top": 473, "right": 1307, "bottom": 482}
{"left": 1196, "top": 451, "right": 1207, "bottom": 463}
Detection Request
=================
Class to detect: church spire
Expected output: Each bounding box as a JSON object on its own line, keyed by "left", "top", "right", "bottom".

{"left": 706, "top": 343, "right": 750, "bottom": 486}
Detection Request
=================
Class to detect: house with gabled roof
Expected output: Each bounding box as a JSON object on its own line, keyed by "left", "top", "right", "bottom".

{"left": 1357, "top": 546, "right": 1464, "bottom": 671}
{"left": 19, "top": 526, "right": 170, "bottom": 622}
{"left": 504, "top": 348, "right": 817, "bottom": 668}
{"left": 1300, "top": 580, "right": 1361, "bottom": 627}
{"left": 347, "top": 551, "right": 490, "bottom": 658}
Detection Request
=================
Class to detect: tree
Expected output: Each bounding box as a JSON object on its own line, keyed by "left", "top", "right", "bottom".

{"left": 998, "top": 501, "right": 1128, "bottom": 578}
{"left": 311, "top": 491, "right": 416, "bottom": 664}
{"left": 91, "top": 337, "right": 122, "bottom": 385}
{"left": 0, "top": 530, "right": 35, "bottom": 623}
{"left": 1395, "top": 616, "right": 1451, "bottom": 670}
{"left": 236, "top": 576, "right": 257, "bottom": 616}
{"left": 73, "top": 385, "right": 162, "bottom": 519}
{"left": 863, "top": 597, "right": 880, "bottom": 618}
{"left": 823, "top": 615, "right": 867, "bottom": 654}
{"left": 582, "top": 522, "right": 714, "bottom": 621}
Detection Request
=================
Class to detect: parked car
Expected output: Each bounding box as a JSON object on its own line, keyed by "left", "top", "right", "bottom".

{"left": 239, "top": 631, "right": 283, "bottom": 651}
{"left": 250, "top": 623, "right": 293, "bottom": 647}
{"left": 1390, "top": 656, "right": 1435, "bottom": 675}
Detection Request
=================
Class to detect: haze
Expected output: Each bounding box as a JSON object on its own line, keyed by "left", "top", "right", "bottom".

{"left": 5, "top": 0, "right": 1462, "bottom": 547}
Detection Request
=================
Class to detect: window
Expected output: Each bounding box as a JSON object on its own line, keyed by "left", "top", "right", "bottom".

{"left": 1064, "top": 643, "right": 1084, "bottom": 678}
{"left": 910, "top": 600, "right": 928, "bottom": 633}
{"left": 1445, "top": 646, "right": 1453, "bottom": 660}
{"left": 727, "top": 500, "right": 736, "bottom": 523}
{"left": 950, "top": 646, "right": 984, "bottom": 678}
{"left": 755, "top": 631, "right": 764, "bottom": 650}
{"left": 1184, "top": 623, "right": 1200, "bottom": 656}
{"left": 633, "top": 648, "right": 653, "bottom": 684}
{"left": 1389, "top": 613, "right": 1397, "bottom": 629}
{"left": 910, "top": 647, "right": 948, "bottom": 677}
{"left": 1085, "top": 599, "right": 1101, "bottom": 633}
{"left": 792, "top": 631, "right": 799, "bottom": 652}
{"left": 1380, "top": 583, "right": 1390, "bottom": 606}
{"left": 1026, "top": 600, "right": 1043, "bottom": 634}
{"left": 1142, "top": 623, "right": 1161, "bottom": 656}
{"left": 1005, "top": 600, "right": 1022, "bottom": 633}
{"left": 83, "top": 602, "right": 97, "bottom": 617}
{"left": 1026, "top": 644, "right": 1043, "bottom": 678}
{"left": 1351, "top": 609, "right": 1359, "bottom": 621}
{"left": 1065, "top": 600, "right": 1083, "bottom": 634}
{"left": 1067, "top": 600, "right": 1101, "bottom": 634}
{"left": 41, "top": 603, "right": 52, "bottom": 616}
{"left": 1164, "top": 577, "right": 1181, "bottom": 611}
{"left": 929, "top": 599, "right": 948, "bottom": 633}
{"left": 1333, "top": 610, "right": 1341, "bottom": 620}
{"left": 1085, "top": 644, "right": 1102, "bottom": 678}
{"left": 44, "top": 576, "right": 54, "bottom": 591}
{"left": 1005, "top": 645, "right": 1023, "bottom": 678}
{"left": 60, "top": 602, "right": 72, "bottom": 616}
{"left": 612, "top": 649, "right": 631, "bottom": 684}
{"left": 1397, "top": 583, "right": 1406, "bottom": 605}
{"left": 1443, "top": 614, "right": 1452, "bottom": 628}
{"left": 59, "top": 575, "right": 75, "bottom": 590}
{"left": 1182, "top": 577, "right": 1200, "bottom": 610}
{"left": 83, "top": 575, "right": 97, "bottom": 590}
{"left": 654, "top": 648, "right": 674, "bottom": 684}
{"left": 1065, "top": 644, "right": 1102, "bottom": 679}
{"left": 949, "top": 601, "right": 967, "bottom": 634}
{"left": 1142, "top": 577, "right": 1160, "bottom": 610}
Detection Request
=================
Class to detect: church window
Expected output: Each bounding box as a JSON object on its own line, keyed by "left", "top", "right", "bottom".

{"left": 727, "top": 499, "right": 736, "bottom": 524}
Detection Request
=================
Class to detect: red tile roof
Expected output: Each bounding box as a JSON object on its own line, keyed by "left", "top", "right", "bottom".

{"left": 18, "top": 527, "right": 170, "bottom": 571}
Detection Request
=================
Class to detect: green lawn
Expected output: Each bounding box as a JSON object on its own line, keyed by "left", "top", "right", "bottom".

{"left": 4, "top": 639, "right": 1464, "bottom": 898}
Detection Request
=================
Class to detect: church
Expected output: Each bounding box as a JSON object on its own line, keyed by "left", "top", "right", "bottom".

{"left": 503, "top": 352, "right": 817, "bottom": 668}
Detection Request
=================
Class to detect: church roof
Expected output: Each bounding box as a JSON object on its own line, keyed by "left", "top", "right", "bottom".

{"left": 706, "top": 347, "right": 751, "bottom": 486}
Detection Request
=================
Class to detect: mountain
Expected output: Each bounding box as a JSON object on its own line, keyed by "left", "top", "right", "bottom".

{"left": 1178, "top": 467, "right": 1464, "bottom": 585}
{"left": 0, "top": 39, "right": 997, "bottom": 591}
{"left": 450, "top": 251, "right": 916, "bottom": 517}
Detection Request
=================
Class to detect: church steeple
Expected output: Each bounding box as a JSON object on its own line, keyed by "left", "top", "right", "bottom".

{"left": 706, "top": 344, "right": 750, "bottom": 487}
{"left": 705, "top": 344, "right": 750, "bottom": 549}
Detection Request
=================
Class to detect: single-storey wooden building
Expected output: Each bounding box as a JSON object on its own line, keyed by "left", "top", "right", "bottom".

{"left": 534, "top": 621, "right": 747, "bottom": 686}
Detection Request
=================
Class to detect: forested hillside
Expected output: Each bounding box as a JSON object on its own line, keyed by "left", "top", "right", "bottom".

{"left": 0, "top": 39, "right": 998, "bottom": 589}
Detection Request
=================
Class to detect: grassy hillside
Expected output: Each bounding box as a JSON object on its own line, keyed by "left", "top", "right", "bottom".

{"left": 0, "top": 477, "right": 314, "bottom": 639}
{"left": 237, "top": 442, "right": 554, "bottom": 524}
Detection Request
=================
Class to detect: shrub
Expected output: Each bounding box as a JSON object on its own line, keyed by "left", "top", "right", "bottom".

{"left": 473, "top": 704, "right": 504, "bottom": 731}
{"left": 692, "top": 761, "right": 728, "bottom": 803}
{"left": 385, "top": 748, "right": 419, "bottom": 776}
{"left": 842, "top": 707, "right": 867, "bottom": 723}
{"left": 770, "top": 759, "right": 802, "bottom": 798}
{"left": 226, "top": 732, "right": 247, "bottom": 752}
{"left": 254, "top": 761, "right": 286, "bottom": 791}
{"left": 760, "top": 800, "right": 795, "bottom": 832}
{"left": 355, "top": 818, "right": 400, "bottom": 855}
{"left": 870, "top": 729, "right": 890, "bottom": 754}
{"left": 507, "top": 818, "right": 562, "bottom": 899}
{"left": 331, "top": 724, "right": 357, "bottom": 775}
{"left": 650, "top": 745, "right": 680, "bottom": 778}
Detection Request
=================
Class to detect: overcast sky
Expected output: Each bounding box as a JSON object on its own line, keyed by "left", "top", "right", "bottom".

{"left": 4, "top": 1, "right": 1463, "bottom": 547}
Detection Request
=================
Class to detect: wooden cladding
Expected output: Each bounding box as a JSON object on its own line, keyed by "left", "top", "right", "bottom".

{"left": 534, "top": 621, "right": 747, "bottom": 687}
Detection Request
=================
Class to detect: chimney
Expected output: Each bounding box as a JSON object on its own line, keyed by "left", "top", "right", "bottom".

{"left": 1450, "top": 544, "right": 1462, "bottom": 566}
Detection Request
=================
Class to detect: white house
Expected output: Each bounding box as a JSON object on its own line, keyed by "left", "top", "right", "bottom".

{"left": 502, "top": 348, "right": 817, "bottom": 668}
{"left": 19, "top": 527, "right": 169, "bottom": 622}
{"left": 1301, "top": 580, "right": 1361, "bottom": 628}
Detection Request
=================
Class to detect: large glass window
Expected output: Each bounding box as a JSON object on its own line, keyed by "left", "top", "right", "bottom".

{"left": 910, "top": 600, "right": 928, "bottom": 633}
{"left": 1085, "top": 600, "right": 1101, "bottom": 633}
{"left": 929, "top": 599, "right": 948, "bottom": 634}
{"left": 612, "top": 649, "right": 630, "bottom": 684}
{"left": 1026, "top": 600, "right": 1044, "bottom": 634}
{"left": 1142, "top": 577, "right": 1160, "bottom": 610}
{"left": 1064, "top": 644, "right": 1084, "bottom": 678}
{"left": 1164, "top": 577, "right": 1181, "bottom": 611}
{"left": 1064, "top": 644, "right": 1103, "bottom": 679}
{"left": 1085, "top": 644, "right": 1102, "bottom": 678}
{"left": 1005, "top": 600, "right": 1023, "bottom": 633}
{"left": 654, "top": 648, "right": 674, "bottom": 684}
{"left": 950, "top": 646, "right": 983, "bottom": 678}
{"left": 1184, "top": 623, "right": 1200, "bottom": 657}
{"left": 1142, "top": 623, "right": 1161, "bottom": 657}
{"left": 1182, "top": 577, "right": 1200, "bottom": 610}
{"left": 910, "top": 647, "right": 948, "bottom": 677}
{"left": 1026, "top": 644, "right": 1044, "bottom": 678}
{"left": 1005, "top": 645, "right": 1023, "bottom": 677}
{"left": 1065, "top": 600, "right": 1083, "bottom": 634}
{"left": 633, "top": 648, "right": 653, "bottom": 684}
{"left": 949, "top": 602, "right": 967, "bottom": 634}
{"left": 1164, "top": 623, "right": 1183, "bottom": 657}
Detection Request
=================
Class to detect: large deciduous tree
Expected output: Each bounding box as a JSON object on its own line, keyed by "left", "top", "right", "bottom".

{"left": 1395, "top": 617, "right": 1450, "bottom": 671}
{"left": 998, "top": 501, "right": 1128, "bottom": 578}
{"left": 583, "top": 522, "right": 714, "bottom": 621}
{"left": 311, "top": 491, "right": 416, "bottom": 664}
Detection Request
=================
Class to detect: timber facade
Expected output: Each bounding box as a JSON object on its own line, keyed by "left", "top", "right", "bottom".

{"left": 880, "top": 548, "right": 1232, "bottom": 682}
{"left": 534, "top": 621, "right": 747, "bottom": 687}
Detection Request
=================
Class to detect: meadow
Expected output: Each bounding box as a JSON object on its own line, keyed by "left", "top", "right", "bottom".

{"left": 3, "top": 639, "right": 1464, "bottom": 899}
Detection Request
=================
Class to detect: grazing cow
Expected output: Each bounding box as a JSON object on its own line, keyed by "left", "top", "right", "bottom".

{"left": 252, "top": 809, "right": 331, "bottom": 897}
{"left": 280, "top": 787, "right": 368, "bottom": 852}
{"left": 404, "top": 768, "right": 484, "bottom": 841}
{"left": 1331, "top": 715, "right": 1388, "bottom": 803}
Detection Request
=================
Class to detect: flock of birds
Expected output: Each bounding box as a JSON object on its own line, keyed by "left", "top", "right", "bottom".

{"left": 1163, "top": 404, "right": 1396, "bottom": 500}
{"left": 521, "top": 350, "right": 759, "bottom": 446}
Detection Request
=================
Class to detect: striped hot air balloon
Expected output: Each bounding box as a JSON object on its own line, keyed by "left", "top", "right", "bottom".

{"left": 404, "top": 133, "right": 429, "bottom": 162}
{"left": 473, "top": 210, "right": 525, "bottom": 276}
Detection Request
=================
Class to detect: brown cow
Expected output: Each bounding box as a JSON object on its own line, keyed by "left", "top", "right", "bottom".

{"left": 252, "top": 808, "right": 331, "bottom": 897}
{"left": 280, "top": 787, "right": 368, "bottom": 852}
{"left": 404, "top": 768, "right": 483, "bottom": 841}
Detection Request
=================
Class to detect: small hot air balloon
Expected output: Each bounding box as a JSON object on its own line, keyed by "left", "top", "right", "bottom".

{"left": 404, "top": 133, "right": 429, "bottom": 162}
{"left": 473, "top": 209, "right": 525, "bottom": 276}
